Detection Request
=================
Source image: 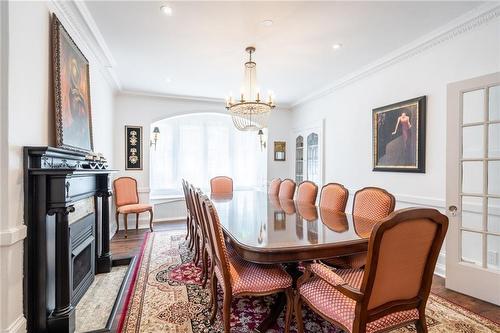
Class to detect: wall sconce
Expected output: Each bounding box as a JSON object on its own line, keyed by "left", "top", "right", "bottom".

{"left": 258, "top": 129, "right": 267, "bottom": 151}
{"left": 150, "top": 127, "right": 160, "bottom": 150}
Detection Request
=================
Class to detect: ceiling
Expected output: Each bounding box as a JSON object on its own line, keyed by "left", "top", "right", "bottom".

{"left": 85, "top": 1, "right": 482, "bottom": 105}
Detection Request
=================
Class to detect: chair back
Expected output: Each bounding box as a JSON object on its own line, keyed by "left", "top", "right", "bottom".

{"left": 268, "top": 178, "right": 282, "bottom": 196}
{"left": 296, "top": 181, "right": 318, "bottom": 204}
{"left": 181, "top": 179, "right": 190, "bottom": 213}
{"left": 113, "top": 177, "right": 139, "bottom": 207}
{"left": 359, "top": 208, "right": 448, "bottom": 316}
{"left": 319, "top": 183, "right": 349, "bottom": 212}
{"left": 278, "top": 179, "right": 296, "bottom": 200}
{"left": 201, "top": 195, "right": 232, "bottom": 289}
{"left": 352, "top": 187, "right": 395, "bottom": 221}
{"left": 210, "top": 176, "right": 233, "bottom": 194}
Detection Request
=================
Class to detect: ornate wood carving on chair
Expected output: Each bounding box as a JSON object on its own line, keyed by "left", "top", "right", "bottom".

{"left": 293, "top": 208, "right": 448, "bottom": 333}
{"left": 113, "top": 177, "right": 153, "bottom": 237}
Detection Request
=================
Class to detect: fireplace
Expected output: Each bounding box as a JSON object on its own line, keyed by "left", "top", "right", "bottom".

{"left": 69, "top": 199, "right": 95, "bottom": 304}
{"left": 24, "top": 146, "right": 114, "bottom": 333}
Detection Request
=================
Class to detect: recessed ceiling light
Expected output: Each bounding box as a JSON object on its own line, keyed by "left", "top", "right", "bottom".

{"left": 332, "top": 43, "right": 343, "bottom": 50}
{"left": 261, "top": 20, "right": 273, "bottom": 27}
{"left": 165, "top": 77, "right": 172, "bottom": 84}
{"left": 160, "top": 4, "right": 173, "bottom": 16}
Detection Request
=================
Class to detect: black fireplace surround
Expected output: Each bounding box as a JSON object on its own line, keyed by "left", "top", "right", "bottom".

{"left": 23, "top": 147, "right": 115, "bottom": 333}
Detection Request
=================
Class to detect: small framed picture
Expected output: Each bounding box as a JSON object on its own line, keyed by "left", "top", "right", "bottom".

{"left": 372, "top": 96, "right": 426, "bottom": 173}
{"left": 274, "top": 141, "right": 286, "bottom": 161}
{"left": 125, "top": 126, "right": 143, "bottom": 170}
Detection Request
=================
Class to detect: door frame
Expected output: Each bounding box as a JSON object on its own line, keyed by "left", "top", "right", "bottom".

{"left": 446, "top": 72, "right": 500, "bottom": 305}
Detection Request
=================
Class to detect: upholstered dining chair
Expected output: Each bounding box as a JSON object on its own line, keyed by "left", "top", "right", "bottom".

{"left": 293, "top": 208, "right": 448, "bottom": 333}
{"left": 278, "top": 178, "right": 296, "bottom": 200}
{"left": 181, "top": 179, "right": 194, "bottom": 246}
{"left": 296, "top": 181, "right": 319, "bottom": 204}
{"left": 319, "top": 183, "right": 349, "bottom": 212}
{"left": 191, "top": 186, "right": 213, "bottom": 288}
{"left": 113, "top": 177, "right": 153, "bottom": 238}
{"left": 201, "top": 195, "right": 294, "bottom": 333}
{"left": 210, "top": 176, "right": 233, "bottom": 194}
{"left": 325, "top": 187, "right": 395, "bottom": 269}
{"left": 268, "top": 178, "right": 282, "bottom": 196}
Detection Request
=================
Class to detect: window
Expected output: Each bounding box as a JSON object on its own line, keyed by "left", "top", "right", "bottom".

{"left": 150, "top": 113, "right": 266, "bottom": 196}
{"left": 295, "top": 136, "right": 304, "bottom": 183}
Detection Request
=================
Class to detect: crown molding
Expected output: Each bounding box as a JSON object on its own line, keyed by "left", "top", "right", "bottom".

{"left": 49, "top": 0, "right": 121, "bottom": 90}
{"left": 291, "top": 2, "right": 500, "bottom": 108}
{"left": 119, "top": 89, "right": 293, "bottom": 109}
{"left": 119, "top": 89, "right": 224, "bottom": 104}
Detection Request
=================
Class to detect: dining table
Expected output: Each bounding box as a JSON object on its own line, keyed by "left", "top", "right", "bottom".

{"left": 211, "top": 190, "right": 379, "bottom": 332}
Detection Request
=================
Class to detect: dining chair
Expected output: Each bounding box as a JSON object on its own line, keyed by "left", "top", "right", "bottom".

{"left": 113, "top": 177, "right": 153, "bottom": 238}
{"left": 296, "top": 181, "right": 319, "bottom": 204}
{"left": 325, "top": 187, "right": 395, "bottom": 269}
{"left": 293, "top": 208, "right": 448, "bottom": 333}
{"left": 278, "top": 178, "right": 296, "bottom": 200}
{"left": 181, "top": 179, "right": 193, "bottom": 244}
{"left": 210, "top": 176, "right": 233, "bottom": 194}
{"left": 268, "top": 178, "right": 282, "bottom": 196}
{"left": 188, "top": 184, "right": 204, "bottom": 265}
{"left": 192, "top": 187, "right": 214, "bottom": 288}
{"left": 183, "top": 180, "right": 198, "bottom": 252}
{"left": 319, "top": 183, "right": 349, "bottom": 212}
{"left": 201, "top": 195, "right": 294, "bottom": 333}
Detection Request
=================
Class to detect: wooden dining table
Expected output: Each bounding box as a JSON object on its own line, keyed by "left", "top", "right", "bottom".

{"left": 211, "top": 190, "right": 379, "bottom": 332}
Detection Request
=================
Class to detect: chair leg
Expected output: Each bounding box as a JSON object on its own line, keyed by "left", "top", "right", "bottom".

{"left": 149, "top": 209, "right": 154, "bottom": 232}
{"left": 209, "top": 271, "right": 218, "bottom": 324}
{"left": 284, "top": 288, "right": 294, "bottom": 333}
{"left": 222, "top": 293, "right": 232, "bottom": 333}
{"left": 115, "top": 212, "right": 120, "bottom": 233}
{"left": 294, "top": 293, "right": 304, "bottom": 333}
{"left": 415, "top": 311, "right": 428, "bottom": 333}
{"left": 136, "top": 213, "right": 139, "bottom": 230}
{"left": 123, "top": 213, "right": 128, "bottom": 238}
{"left": 185, "top": 215, "right": 191, "bottom": 240}
{"left": 201, "top": 248, "right": 209, "bottom": 288}
{"left": 194, "top": 232, "right": 200, "bottom": 265}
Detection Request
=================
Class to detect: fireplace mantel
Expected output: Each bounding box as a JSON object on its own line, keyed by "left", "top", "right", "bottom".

{"left": 24, "top": 146, "right": 116, "bottom": 333}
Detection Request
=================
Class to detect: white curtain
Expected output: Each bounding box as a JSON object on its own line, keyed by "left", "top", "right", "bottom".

{"left": 150, "top": 113, "right": 267, "bottom": 196}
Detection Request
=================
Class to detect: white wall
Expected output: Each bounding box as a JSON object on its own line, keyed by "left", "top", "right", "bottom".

{"left": 0, "top": 2, "right": 116, "bottom": 332}
{"left": 113, "top": 92, "right": 291, "bottom": 231}
{"left": 290, "top": 18, "right": 500, "bottom": 276}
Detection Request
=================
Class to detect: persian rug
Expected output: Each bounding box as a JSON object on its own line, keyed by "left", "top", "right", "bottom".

{"left": 75, "top": 265, "right": 129, "bottom": 332}
{"left": 119, "top": 231, "right": 500, "bottom": 333}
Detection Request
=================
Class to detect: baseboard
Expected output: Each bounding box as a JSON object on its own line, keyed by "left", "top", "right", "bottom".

{"left": 1, "top": 315, "right": 26, "bottom": 333}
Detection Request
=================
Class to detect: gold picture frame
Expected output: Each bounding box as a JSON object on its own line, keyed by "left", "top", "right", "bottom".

{"left": 274, "top": 141, "right": 286, "bottom": 161}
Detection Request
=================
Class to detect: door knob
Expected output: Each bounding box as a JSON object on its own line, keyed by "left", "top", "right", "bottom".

{"left": 448, "top": 205, "right": 458, "bottom": 216}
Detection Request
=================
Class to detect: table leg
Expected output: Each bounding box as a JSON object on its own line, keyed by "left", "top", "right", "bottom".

{"left": 255, "top": 262, "right": 302, "bottom": 333}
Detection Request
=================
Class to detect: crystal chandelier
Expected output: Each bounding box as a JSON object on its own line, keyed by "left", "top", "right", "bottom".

{"left": 225, "top": 46, "right": 275, "bottom": 131}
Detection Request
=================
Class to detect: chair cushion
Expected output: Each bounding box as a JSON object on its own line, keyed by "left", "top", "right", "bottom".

{"left": 117, "top": 203, "right": 152, "bottom": 214}
{"left": 299, "top": 271, "right": 419, "bottom": 333}
{"left": 215, "top": 255, "right": 292, "bottom": 295}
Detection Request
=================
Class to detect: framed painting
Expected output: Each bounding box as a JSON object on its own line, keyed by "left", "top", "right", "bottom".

{"left": 125, "top": 126, "right": 143, "bottom": 170}
{"left": 52, "top": 14, "right": 93, "bottom": 153}
{"left": 373, "top": 96, "right": 426, "bottom": 173}
{"left": 274, "top": 141, "right": 286, "bottom": 161}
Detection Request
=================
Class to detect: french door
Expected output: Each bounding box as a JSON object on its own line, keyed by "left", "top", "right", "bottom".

{"left": 294, "top": 120, "right": 324, "bottom": 187}
{"left": 446, "top": 72, "right": 500, "bottom": 305}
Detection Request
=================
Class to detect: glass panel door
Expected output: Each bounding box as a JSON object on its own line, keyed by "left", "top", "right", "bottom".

{"left": 307, "top": 133, "right": 319, "bottom": 184}
{"left": 295, "top": 136, "right": 304, "bottom": 183}
{"left": 447, "top": 74, "right": 500, "bottom": 305}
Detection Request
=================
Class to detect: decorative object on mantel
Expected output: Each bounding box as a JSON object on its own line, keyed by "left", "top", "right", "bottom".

{"left": 373, "top": 96, "right": 426, "bottom": 173}
{"left": 52, "top": 14, "right": 94, "bottom": 154}
{"left": 274, "top": 141, "right": 286, "bottom": 161}
{"left": 225, "top": 46, "right": 275, "bottom": 131}
{"left": 125, "top": 125, "right": 143, "bottom": 170}
{"left": 150, "top": 126, "right": 160, "bottom": 150}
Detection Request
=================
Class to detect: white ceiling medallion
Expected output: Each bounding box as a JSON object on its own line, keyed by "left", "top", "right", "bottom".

{"left": 225, "top": 47, "right": 275, "bottom": 131}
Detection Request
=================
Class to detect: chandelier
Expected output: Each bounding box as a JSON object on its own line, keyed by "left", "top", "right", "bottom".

{"left": 225, "top": 46, "right": 275, "bottom": 131}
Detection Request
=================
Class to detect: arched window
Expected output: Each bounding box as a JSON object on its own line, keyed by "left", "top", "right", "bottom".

{"left": 150, "top": 113, "right": 266, "bottom": 196}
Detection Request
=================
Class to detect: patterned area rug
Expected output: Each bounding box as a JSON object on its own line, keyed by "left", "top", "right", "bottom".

{"left": 119, "top": 231, "right": 500, "bottom": 333}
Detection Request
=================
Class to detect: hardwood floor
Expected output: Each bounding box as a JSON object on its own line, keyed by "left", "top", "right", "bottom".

{"left": 111, "top": 220, "right": 500, "bottom": 325}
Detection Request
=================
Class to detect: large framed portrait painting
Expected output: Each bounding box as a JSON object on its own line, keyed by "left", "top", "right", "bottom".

{"left": 373, "top": 96, "right": 426, "bottom": 173}
{"left": 52, "top": 14, "right": 93, "bottom": 153}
